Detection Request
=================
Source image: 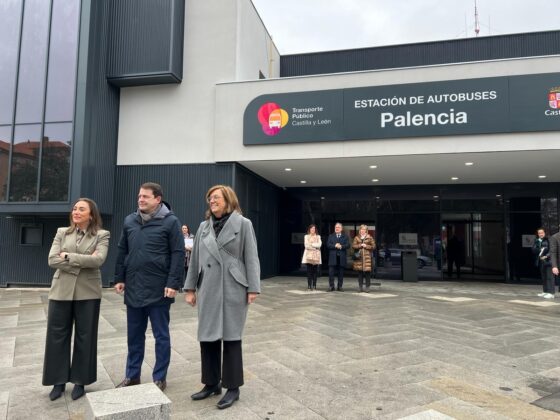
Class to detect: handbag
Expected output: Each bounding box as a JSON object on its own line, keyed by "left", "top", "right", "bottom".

{"left": 353, "top": 250, "right": 361, "bottom": 260}
{"left": 307, "top": 249, "right": 320, "bottom": 264}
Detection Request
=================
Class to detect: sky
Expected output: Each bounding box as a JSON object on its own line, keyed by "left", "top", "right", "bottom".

{"left": 251, "top": 0, "right": 560, "bottom": 55}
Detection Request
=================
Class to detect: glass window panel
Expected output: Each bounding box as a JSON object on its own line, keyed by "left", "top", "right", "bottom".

{"left": 9, "top": 124, "right": 41, "bottom": 202}
{"left": 0, "top": 126, "right": 12, "bottom": 201}
{"left": 45, "top": 0, "right": 79, "bottom": 122}
{"left": 39, "top": 123, "right": 72, "bottom": 201}
{"left": 0, "top": 0, "right": 22, "bottom": 124}
{"left": 15, "top": 0, "right": 50, "bottom": 124}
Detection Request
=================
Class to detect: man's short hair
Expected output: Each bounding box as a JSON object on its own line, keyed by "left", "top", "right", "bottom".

{"left": 140, "top": 182, "right": 163, "bottom": 198}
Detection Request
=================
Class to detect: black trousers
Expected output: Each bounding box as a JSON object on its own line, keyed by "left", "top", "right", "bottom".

{"left": 447, "top": 257, "right": 461, "bottom": 278}
{"left": 43, "top": 299, "right": 100, "bottom": 386}
{"left": 357, "top": 271, "right": 371, "bottom": 288}
{"left": 540, "top": 263, "right": 554, "bottom": 293}
{"left": 306, "top": 264, "right": 318, "bottom": 288}
{"left": 328, "top": 255, "right": 345, "bottom": 288}
{"left": 200, "top": 340, "right": 243, "bottom": 389}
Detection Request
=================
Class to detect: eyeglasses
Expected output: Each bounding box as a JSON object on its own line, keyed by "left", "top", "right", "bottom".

{"left": 206, "top": 194, "right": 223, "bottom": 203}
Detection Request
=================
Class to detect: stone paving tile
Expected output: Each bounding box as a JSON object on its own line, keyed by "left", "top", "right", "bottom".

{"left": 0, "top": 337, "right": 15, "bottom": 368}
{"left": 425, "top": 376, "right": 559, "bottom": 419}
{"left": 491, "top": 339, "right": 558, "bottom": 358}
{"left": 0, "top": 392, "right": 8, "bottom": 420}
{"left": 398, "top": 409, "right": 455, "bottom": 419}
{"left": 2, "top": 277, "right": 560, "bottom": 419}
{"left": 421, "top": 396, "right": 512, "bottom": 420}
{"left": 0, "top": 314, "right": 18, "bottom": 329}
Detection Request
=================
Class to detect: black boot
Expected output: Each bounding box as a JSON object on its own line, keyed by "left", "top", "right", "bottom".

{"left": 71, "top": 384, "right": 85, "bottom": 400}
{"left": 217, "top": 388, "right": 240, "bottom": 409}
{"left": 191, "top": 383, "right": 222, "bottom": 400}
{"left": 49, "top": 384, "right": 65, "bottom": 401}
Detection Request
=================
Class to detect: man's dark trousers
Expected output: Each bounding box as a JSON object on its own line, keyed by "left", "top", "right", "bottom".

{"left": 329, "top": 255, "right": 345, "bottom": 289}
{"left": 126, "top": 303, "right": 171, "bottom": 381}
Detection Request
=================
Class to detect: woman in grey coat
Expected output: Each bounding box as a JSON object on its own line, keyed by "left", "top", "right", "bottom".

{"left": 184, "top": 185, "right": 260, "bottom": 410}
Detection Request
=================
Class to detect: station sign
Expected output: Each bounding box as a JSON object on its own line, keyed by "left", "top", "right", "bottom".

{"left": 243, "top": 73, "right": 560, "bottom": 145}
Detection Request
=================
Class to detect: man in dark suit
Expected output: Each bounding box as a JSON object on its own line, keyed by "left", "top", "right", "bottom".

{"left": 326, "top": 222, "right": 350, "bottom": 291}
{"left": 550, "top": 228, "right": 560, "bottom": 296}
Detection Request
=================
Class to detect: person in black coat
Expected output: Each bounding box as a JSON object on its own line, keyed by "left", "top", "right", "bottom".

{"left": 446, "top": 234, "right": 464, "bottom": 278}
{"left": 533, "top": 228, "right": 554, "bottom": 298}
{"left": 326, "top": 222, "right": 350, "bottom": 291}
{"left": 114, "top": 182, "right": 185, "bottom": 392}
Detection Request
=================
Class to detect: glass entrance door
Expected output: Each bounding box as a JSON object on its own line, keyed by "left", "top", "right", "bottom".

{"left": 442, "top": 213, "right": 505, "bottom": 281}
{"left": 376, "top": 213, "right": 442, "bottom": 280}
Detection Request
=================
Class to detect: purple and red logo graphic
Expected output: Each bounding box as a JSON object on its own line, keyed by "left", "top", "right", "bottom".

{"left": 549, "top": 87, "right": 560, "bottom": 109}
{"left": 257, "top": 102, "right": 289, "bottom": 136}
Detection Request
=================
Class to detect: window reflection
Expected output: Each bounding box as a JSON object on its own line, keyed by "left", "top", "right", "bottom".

{"left": 45, "top": 0, "right": 80, "bottom": 122}
{"left": 9, "top": 124, "right": 41, "bottom": 202}
{"left": 0, "top": 0, "right": 22, "bottom": 124}
{"left": 39, "top": 123, "right": 72, "bottom": 201}
{"left": 0, "top": 126, "right": 11, "bottom": 201}
{"left": 15, "top": 0, "right": 50, "bottom": 124}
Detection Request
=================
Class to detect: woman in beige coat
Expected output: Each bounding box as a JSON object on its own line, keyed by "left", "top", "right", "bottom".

{"left": 301, "top": 224, "right": 322, "bottom": 290}
{"left": 43, "top": 198, "right": 110, "bottom": 401}
{"left": 352, "top": 224, "right": 375, "bottom": 292}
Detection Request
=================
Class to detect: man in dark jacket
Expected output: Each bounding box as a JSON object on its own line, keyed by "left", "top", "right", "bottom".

{"left": 533, "top": 228, "right": 553, "bottom": 298}
{"left": 326, "top": 222, "right": 350, "bottom": 291}
{"left": 114, "top": 182, "right": 184, "bottom": 391}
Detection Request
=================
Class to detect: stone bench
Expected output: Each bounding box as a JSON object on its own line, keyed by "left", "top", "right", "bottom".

{"left": 86, "top": 383, "right": 171, "bottom": 420}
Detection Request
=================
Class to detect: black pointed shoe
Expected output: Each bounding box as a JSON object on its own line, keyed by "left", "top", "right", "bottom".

{"left": 49, "top": 384, "right": 65, "bottom": 401}
{"left": 71, "top": 384, "right": 85, "bottom": 400}
{"left": 217, "top": 388, "right": 239, "bottom": 409}
{"left": 191, "top": 383, "right": 222, "bottom": 400}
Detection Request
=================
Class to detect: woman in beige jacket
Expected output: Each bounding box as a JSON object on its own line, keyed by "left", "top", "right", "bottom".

{"left": 302, "top": 224, "right": 322, "bottom": 290}
{"left": 43, "top": 198, "right": 110, "bottom": 401}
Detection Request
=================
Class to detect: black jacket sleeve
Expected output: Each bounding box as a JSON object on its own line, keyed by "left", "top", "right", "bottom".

{"left": 166, "top": 217, "right": 186, "bottom": 290}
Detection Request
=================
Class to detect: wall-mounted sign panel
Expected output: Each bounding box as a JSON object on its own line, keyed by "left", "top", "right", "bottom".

{"left": 243, "top": 73, "right": 560, "bottom": 145}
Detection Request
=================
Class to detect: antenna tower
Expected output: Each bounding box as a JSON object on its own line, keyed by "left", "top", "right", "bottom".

{"left": 474, "top": 0, "right": 480, "bottom": 36}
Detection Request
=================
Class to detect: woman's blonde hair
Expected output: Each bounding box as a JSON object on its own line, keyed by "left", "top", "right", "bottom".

{"left": 359, "top": 224, "right": 369, "bottom": 232}
{"left": 205, "top": 185, "right": 242, "bottom": 219}
{"left": 67, "top": 198, "right": 103, "bottom": 235}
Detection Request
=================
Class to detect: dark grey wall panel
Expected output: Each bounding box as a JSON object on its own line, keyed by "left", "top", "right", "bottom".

{"left": 107, "top": 0, "right": 184, "bottom": 86}
{"left": 109, "top": 163, "right": 234, "bottom": 285}
{"left": 75, "top": 0, "right": 119, "bottom": 214}
{"left": 0, "top": 214, "right": 115, "bottom": 287}
{"left": 0, "top": 163, "right": 281, "bottom": 287}
{"left": 281, "top": 31, "right": 560, "bottom": 77}
{"left": 234, "top": 164, "right": 280, "bottom": 279}
{"left": 0, "top": 215, "right": 65, "bottom": 286}
{"left": 111, "top": 163, "right": 280, "bottom": 283}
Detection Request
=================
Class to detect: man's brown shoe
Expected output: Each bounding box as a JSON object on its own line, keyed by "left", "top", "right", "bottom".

{"left": 154, "top": 380, "right": 167, "bottom": 391}
{"left": 116, "top": 378, "right": 140, "bottom": 388}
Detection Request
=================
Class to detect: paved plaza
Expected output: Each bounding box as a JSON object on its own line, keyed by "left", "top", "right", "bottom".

{"left": 1, "top": 277, "right": 560, "bottom": 419}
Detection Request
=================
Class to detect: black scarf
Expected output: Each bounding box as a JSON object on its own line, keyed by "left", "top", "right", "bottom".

{"left": 212, "top": 212, "right": 231, "bottom": 238}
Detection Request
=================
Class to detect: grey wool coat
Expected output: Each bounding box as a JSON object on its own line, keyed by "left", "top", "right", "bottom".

{"left": 184, "top": 211, "right": 261, "bottom": 342}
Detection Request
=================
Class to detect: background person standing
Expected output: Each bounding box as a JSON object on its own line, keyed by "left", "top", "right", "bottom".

{"left": 352, "top": 225, "right": 375, "bottom": 292}
{"left": 326, "top": 222, "right": 349, "bottom": 291}
{"left": 532, "top": 228, "right": 553, "bottom": 298}
{"left": 114, "top": 182, "right": 184, "bottom": 392}
{"left": 301, "top": 224, "right": 322, "bottom": 290}
{"left": 182, "top": 224, "right": 194, "bottom": 275}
